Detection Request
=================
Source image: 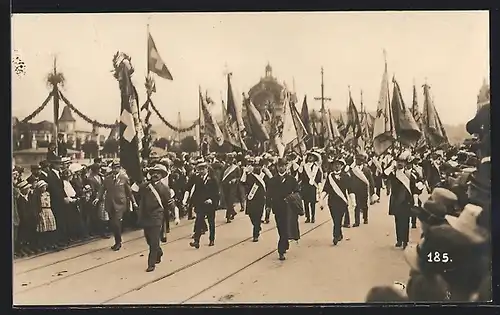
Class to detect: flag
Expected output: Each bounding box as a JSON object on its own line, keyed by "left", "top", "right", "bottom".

{"left": 391, "top": 77, "right": 422, "bottom": 147}
{"left": 422, "top": 84, "right": 449, "bottom": 147}
{"left": 148, "top": 31, "right": 173, "bottom": 80}
{"left": 287, "top": 97, "right": 308, "bottom": 154}
{"left": 300, "top": 96, "right": 313, "bottom": 149}
{"left": 116, "top": 54, "right": 144, "bottom": 183}
{"left": 281, "top": 91, "right": 298, "bottom": 146}
{"left": 329, "top": 110, "right": 342, "bottom": 140}
{"left": 199, "top": 88, "right": 224, "bottom": 146}
{"left": 224, "top": 73, "right": 246, "bottom": 149}
{"left": 244, "top": 96, "right": 270, "bottom": 142}
{"left": 372, "top": 59, "right": 396, "bottom": 156}
{"left": 412, "top": 83, "right": 427, "bottom": 149}
{"left": 344, "top": 91, "right": 362, "bottom": 144}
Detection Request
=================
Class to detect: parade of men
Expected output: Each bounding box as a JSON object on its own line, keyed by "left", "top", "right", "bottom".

{"left": 12, "top": 12, "right": 491, "bottom": 305}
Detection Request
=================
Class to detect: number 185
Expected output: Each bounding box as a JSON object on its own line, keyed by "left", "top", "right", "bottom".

{"left": 427, "top": 252, "right": 450, "bottom": 263}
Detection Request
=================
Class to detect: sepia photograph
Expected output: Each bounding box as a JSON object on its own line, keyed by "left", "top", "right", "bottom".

{"left": 11, "top": 11, "right": 491, "bottom": 305}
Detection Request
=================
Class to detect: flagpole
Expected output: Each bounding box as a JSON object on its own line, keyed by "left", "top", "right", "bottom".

{"left": 198, "top": 86, "right": 203, "bottom": 157}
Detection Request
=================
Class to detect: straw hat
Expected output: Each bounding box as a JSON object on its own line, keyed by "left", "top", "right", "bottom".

{"left": 445, "top": 204, "right": 488, "bottom": 244}
{"left": 148, "top": 164, "right": 168, "bottom": 175}
{"left": 430, "top": 188, "right": 458, "bottom": 207}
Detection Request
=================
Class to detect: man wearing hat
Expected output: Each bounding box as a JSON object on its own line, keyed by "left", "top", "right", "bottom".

{"left": 27, "top": 164, "right": 43, "bottom": 185}
{"left": 184, "top": 160, "right": 220, "bottom": 248}
{"left": 267, "top": 158, "right": 300, "bottom": 261}
{"left": 93, "top": 162, "right": 138, "bottom": 251}
{"left": 45, "top": 155, "right": 72, "bottom": 246}
{"left": 137, "top": 164, "right": 175, "bottom": 272}
{"left": 422, "top": 151, "right": 443, "bottom": 191}
{"left": 240, "top": 158, "right": 270, "bottom": 242}
{"left": 298, "top": 151, "right": 323, "bottom": 224}
{"left": 220, "top": 152, "right": 242, "bottom": 223}
{"left": 319, "top": 157, "right": 353, "bottom": 245}
{"left": 47, "top": 142, "right": 58, "bottom": 161}
{"left": 348, "top": 153, "right": 375, "bottom": 227}
{"left": 87, "top": 163, "right": 109, "bottom": 238}
{"left": 384, "top": 150, "right": 421, "bottom": 249}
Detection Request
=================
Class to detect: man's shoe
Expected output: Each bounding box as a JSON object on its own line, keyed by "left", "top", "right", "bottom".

{"left": 161, "top": 237, "right": 167, "bottom": 243}
{"left": 402, "top": 242, "right": 408, "bottom": 249}
{"left": 305, "top": 218, "right": 310, "bottom": 223}
{"left": 146, "top": 266, "right": 155, "bottom": 272}
{"left": 111, "top": 243, "right": 121, "bottom": 251}
{"left": 208, "top": 241, "right": 215, "bottom": 246}
{"left": 189, "top": 241, "right": 200, "bottom": 249}
{"left": 364, "top": 220, "right": 368, "bottom": 224}
{"left": 279, "top": 253, "right": 286, "bottom": 261}
{"left": 311, "top": 218, "right": 315, "bottom": 223}
{"left": 353, "top": 223, "right": 360, "bottom": 227}
{"left": 395, "top": 242, "right": 402, "bottom": 248}
{"left": 252, "top": 237, "right": 259, "bottom": 242}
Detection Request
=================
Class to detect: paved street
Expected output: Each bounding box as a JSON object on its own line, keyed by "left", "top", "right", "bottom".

{"left": 13, "top": 190, "right": 422, "bottom": 305}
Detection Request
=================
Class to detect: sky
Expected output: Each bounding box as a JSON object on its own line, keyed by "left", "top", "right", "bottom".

{"left": 12, "top": 11, "right": 489, "bottom": 131}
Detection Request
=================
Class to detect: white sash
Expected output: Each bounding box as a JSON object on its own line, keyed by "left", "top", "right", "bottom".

{"left": 148, "top": 183, "right": 164, "bottom": 209}
{"left": 327, "top": 173, "right": 348, "bottom": 205}
{"left": 304, "top": 163, "right": 319, "bottom": 187}
{"left": 395, "top": 170, "right": 411, "bottom": 195}
{"left": 222, "top": 164, "right": 237, "bottom": 182}
{"left": 63, "top": 180, "right": 76, "bottom": 197}
{"left": 352, "top": 166, "right": 369, "bottom": 187}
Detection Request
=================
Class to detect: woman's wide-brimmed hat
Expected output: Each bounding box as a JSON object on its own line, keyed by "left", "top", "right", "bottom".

{"left": 445, "top": 203, "right": 488, "bottom": 244}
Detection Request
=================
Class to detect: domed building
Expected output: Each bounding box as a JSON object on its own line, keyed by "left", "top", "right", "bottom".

{"left": 247, "top": 63, "right": 285, "bottom": 119}
{"left": 477, "top": 78, "right": 490, "bottom": 111}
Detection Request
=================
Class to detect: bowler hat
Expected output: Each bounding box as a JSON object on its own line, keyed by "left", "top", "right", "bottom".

{"left": 31, "top": 164, "right": 41, "bottom": 170}
{"left": 276, "top": 158, "right": 287, "bottom": 167}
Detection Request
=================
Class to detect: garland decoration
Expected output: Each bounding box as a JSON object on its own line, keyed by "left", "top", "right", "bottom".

{"left": 58, "top": 91, "right": 118, "bottom": 129}
{"left": 149, "top": 100, "right": 198, "bottom": 133}
{"left": 21, "top": 93, "right": 53, "bottom": 123}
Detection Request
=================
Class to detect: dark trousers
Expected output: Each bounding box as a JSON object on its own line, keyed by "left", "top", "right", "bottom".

{"left": 53, "top": 206, "right": 70, "bottom": 243}
{"left": 264, "top": 207, "right": 271, "bottom": 222}
{"left": 160, "top": 211, "right": 170, "bottom": 239}
{"left": 394, "top": 214, "right": 410, "bottom": 243}
{"left": 144, "top": 225, "right": 163, "bottom": 267}
{"left": 249, "top": 210, "right": 264, "bottom": 238}
{"left": 411, "top": 215, "right": 417, "bottom": 227}
{"left": 329, "top": 205, "right": 346, "bottom": 240}
{"left": 343, "top": 207, "right": 351, "bottom": 226}
{"left": 238, "top": 184, "right": 247, "bottom": 212}
{"left": 375, "top": 185, "right": 381, "bottom": 198}
{"left": 110, "top": 216, "right": 122, "bottom": 245}
{"left": 354, "top": 205, "right": 368, "bottom": 225}
{"left": 385, "top": 179, "right": 391, "bottom": 195}
{"left": 274, "top": 212, "right": 289, "bottom": 255}
{"left": 304, "top": 200, "right": 316, "bottom": 220}
{"left": 193, "top": 209, "right": 215, "bottom": 242}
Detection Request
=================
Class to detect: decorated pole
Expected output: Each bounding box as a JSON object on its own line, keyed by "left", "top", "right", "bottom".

{"left": 47, "top": 56, "right": 64, "bottom": 156}
{"left": 314, "top": 67, "right": 331, "bottom": 148}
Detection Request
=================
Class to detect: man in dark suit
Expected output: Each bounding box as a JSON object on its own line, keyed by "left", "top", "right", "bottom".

{"left": 45, "top": 156, "right": 70, "bottom": 245}
{"left": 93, "top": 162, "right": 137, "bottom": 251}
{"left": 87, "top": 163, "right": 108, "bottom": 237}
{"left": 240, "top": 158, "right": 270, "bottom": 242}
{"left": 348, "top": 154, "right": 375, "bottom": 227}
{"left": 319, "top": 157, "right": 353, "bottom": 245}
{"left": 298, "top": 152, "right": 323, "bottom": 224}
{"left": 268, "top": 158, "right": 299, "bottom": 261}
{"left": 137, "top": 164, "right": 175, "bottom": 272}
{"left": 220, "top": 153, "right": 242, "bottom": 223}
{"left": 186, "top": 160, "right": 220, "bottom": 248}
{"left": 384, "top": 151, "right": 421, "bottom": 249}
{"left": 57, "top": 133, "right": 68, "bottom": 157}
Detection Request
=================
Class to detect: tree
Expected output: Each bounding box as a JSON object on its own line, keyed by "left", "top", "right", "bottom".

{"left": 82, "top": 140, "right": 99, "bottom": 158}
{"left": 75, "top": 137, "right": 82, "bottom": 151}
{"left": 180, "top": 136, "right": 198, "bottom": 152}
{"left": 153, "top": 137, "right": 170, "bottom": 149}
{"left": 102, "top": 138, "right": 119, "bottom": 155}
